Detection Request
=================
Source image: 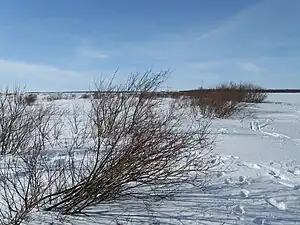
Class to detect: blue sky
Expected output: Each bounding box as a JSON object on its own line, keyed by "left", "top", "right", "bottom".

{"left": 0, "top": 0, "right": 299, "bottom": 91}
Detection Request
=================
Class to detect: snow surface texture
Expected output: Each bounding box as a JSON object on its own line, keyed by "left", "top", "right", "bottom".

{"left": 7, "top": 94, "right": 300, "bottom": 224}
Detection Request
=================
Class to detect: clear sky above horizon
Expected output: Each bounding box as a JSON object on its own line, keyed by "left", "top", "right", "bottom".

{"left": 0, "top": 0, "right": 299, "bottom": 91}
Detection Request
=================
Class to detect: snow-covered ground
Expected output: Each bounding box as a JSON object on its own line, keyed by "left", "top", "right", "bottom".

{"left": 207, "top": 93, "right": 300, "bottom": 224}
{"left": 6, "top": 93, "right": 300, "bottom": 224}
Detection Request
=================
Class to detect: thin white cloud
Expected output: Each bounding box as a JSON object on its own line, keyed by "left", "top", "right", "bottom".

{"left": 195, "top": 0, "right": 277, "bottom": 42}
{"left": 74, "top": 40, "right": 110, "bottom": 59}
{"left": 0, "top": 59, "right": 158, "bottom": 91}
{"left": 0, "top": 59, "right": 93, "bottom": 91}
{"left": 183, "top": 61, "right": 224, "bottom": 70}
{"left": 78, "top": 48, "right": 109, "bottom": 59}
{"left": 239, "top": 62, "right": 262, "bottom": 73}
{"left": 0, "top": 59, "right": 86, "bottom": 78}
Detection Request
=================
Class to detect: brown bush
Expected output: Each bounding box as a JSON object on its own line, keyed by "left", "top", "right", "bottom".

{"left": 215, "top": 82, "right": 268, "bottom": 103}
{"left": 190, "top": 91, "right": 246, "bottom": 119}
{"left": 189, "top": 82, "right": 267, "bottom": 119}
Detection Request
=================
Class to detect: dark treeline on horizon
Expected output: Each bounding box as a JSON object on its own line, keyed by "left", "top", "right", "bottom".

{"left": 26, "top": 89, "right": 300, "bottom": 94}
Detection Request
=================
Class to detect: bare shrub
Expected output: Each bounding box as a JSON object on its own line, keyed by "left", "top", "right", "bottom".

{"left": 41, "top": 70, "right": 218, "bottom": 215}
{"left": 239, "top": 83, "right": 268, "bottom": 103}
{"left": 46, "top": 93, "right": 69, "bottom": 101}
{"left": 0, "top": 149, "right": 49, "bottom": 225}
{"left": 80, "top": 93, "right": 90, "bottom": 99}
{"left": 24, "top": 93, "right": 38, "bottom": 106}
{"left": 70, "top": 94, "right": 77, "bottom": 99}
{"left": 92, "top": 91, "right": 103, "bottom": 99}
{"left": 0, "top": 87, "right": 90, "bottom": 224}
{"left": 0, "top": 97, "right": 62, "bottom": 224}
{"left": 168, "top": 91, "right": 182, "bottom": 99}
{"left": 0, "top": 87, "right": 65, "bottom": 155}
{"left": 0, "top": 88, "right": 37, "bottom": 155}
{"left": 64, "top": 104, "right": 91, "bottom": 150}
{"left": 0, "top": 73, "right": 219, "bottom": 223}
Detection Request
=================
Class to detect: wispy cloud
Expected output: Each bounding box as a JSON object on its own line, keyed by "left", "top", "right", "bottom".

{"left": 195, "top": 1, "right": 266, "bottom": 42}
{"left": 239, "top": 62, "right": 262, "bottom": 73}
{"left": 0, "top": 59, "right": 154, "bottom": 91}
{"left": 77, "top": 48, "right": 109, "bottom": 59}
{"left": 0, "top": 59, "right": 93, "bottom": 91}
{"left": 0, "top": 59, "right": 86, "bottom": 78}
